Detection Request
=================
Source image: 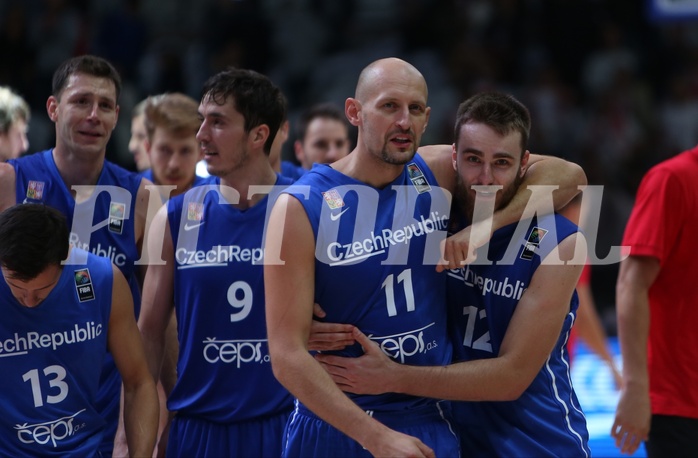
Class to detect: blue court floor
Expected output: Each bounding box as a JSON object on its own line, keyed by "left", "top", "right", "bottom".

{"left": 571, "top": 338, "right": 647, "bottom": 458}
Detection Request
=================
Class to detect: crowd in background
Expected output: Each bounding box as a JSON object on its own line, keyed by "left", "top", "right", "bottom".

{"left": 2, "top": 0, "right": 697, "bottom": 330}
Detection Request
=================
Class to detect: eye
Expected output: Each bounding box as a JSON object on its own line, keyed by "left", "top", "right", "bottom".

{"left": 409, "top": 104, "right": 425, "bottom": 114}
{"left": 494, "top": 158, "right": 513, "bottom": 168}
{"left": 465, "top": 155, "right": 481, "bottom": 164}
{"left": 314, "top": 140, "right": 329, "bottom": 151}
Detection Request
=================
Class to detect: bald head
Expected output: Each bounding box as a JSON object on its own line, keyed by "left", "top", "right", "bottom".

{"left": 355, "top": 58, "right": 428, "bottom": 102}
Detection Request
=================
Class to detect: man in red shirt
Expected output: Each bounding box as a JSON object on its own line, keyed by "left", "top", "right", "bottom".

{"left": 612, "top": 146, "right": 698, "bottom": 457}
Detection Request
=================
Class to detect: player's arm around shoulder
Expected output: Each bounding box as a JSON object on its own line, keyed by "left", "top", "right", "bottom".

{"left": 524, "top": 153, "right": 587, "bottom": 211}
{"left": 0, "top": 162, "right": 17, "bottom": 211}
{"left": 108, "top": 264, "right": 159, "bottom": 457}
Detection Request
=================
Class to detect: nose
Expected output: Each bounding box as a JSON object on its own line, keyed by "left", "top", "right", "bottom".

{"left": 196, "top": 123, "right": 208, "bottom": 143}
{"left": 22, "top": 292, "right": 40, "bottom": 308}
{"left": 128, "top": 136, "right": 138, "bottom": 154}
{"left": 86, "top": 102, "right": 100, "bottom": 121}
{"left": 395, "top": 107, "right": 411, "bottom": 130}
{"left": 478, "top": 164, "right": 494, "bottom": 185}
{"left": 19, "top": 133, "right": 29, "bottom": 155}
{"left": 168, "top": 153, "right": 183, "bottom": 172}
{"left": 326, "top": 145, "right": 342, "bottom": 162}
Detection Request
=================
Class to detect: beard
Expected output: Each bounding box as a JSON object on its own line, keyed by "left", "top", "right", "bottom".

{"left": 456, "top": 172, "right": 523, "bottom": 224}
{"left": 378, "top": 128, "right": 419, "bottom": 165}
{"left": 380, "top": 147, "right": 417, "bottom": 165}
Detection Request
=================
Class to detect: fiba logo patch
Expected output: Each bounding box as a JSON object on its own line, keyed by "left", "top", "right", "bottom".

{"left": 520, "top": 226, "right": 548, "bottom": 261}
{"left": 74, "top": 268, "right": 95, "bottom": 302}
{"left": 108, "top": 202, "right": 126, "bottom": 234}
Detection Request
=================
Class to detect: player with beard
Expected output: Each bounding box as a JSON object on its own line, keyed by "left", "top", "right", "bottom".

{"left": 315, "top": 91, "right": 590, "bottom": 457}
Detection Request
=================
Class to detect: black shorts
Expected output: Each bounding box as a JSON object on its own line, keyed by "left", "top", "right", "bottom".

{"left": 646, "top": 414, "right": 698, "bottom": 458}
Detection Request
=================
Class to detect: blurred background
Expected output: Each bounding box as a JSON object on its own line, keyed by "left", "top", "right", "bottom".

{"left": 3, "top": 0, "right": 694, "bottom": 455}
{"left": 7, "top": 0, "right": 697, "bottom": 335}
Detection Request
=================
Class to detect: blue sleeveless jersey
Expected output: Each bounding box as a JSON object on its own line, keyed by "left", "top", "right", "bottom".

{"left": 0, "top": 250, "right": 112, "bottom": 457}
{"left": 447, "top": 213, "right": 590, "bottom": 457}
{"left": 166, "top": 175, "right": 294, "bottom": 423}
{"left": 10, "top": 149, "right": 143, "bottom": 453}
{"left": 285, "top": 154, "right": 453, "bottom": 413}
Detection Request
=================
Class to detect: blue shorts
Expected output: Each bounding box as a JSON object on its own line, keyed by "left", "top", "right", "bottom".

{"left": 167, "top": 410, "right": 291, "bottom": 458}
{"left": 282, "top": 402, "right": 460, "bottom": 458}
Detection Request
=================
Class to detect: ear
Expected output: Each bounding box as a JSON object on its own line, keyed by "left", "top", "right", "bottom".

{"left": 250, "top": 124, "right": 270, "bottom": 150}
{"left": 113, "top": 105, "right": 120, "bottom": 131}
{"left": 46, "top": 96, "right": 59, "bottom": 122}
{"left": 294, "top": 140, "right": 305, "bottom": 164}
{"left": 423, "top": 106, "right": 431, "bottom": 133}
{"left": 345, "top": 98, "right": 361, "bottom": 127}
{"left": 451, "top": 143, "right": 457, "bottom": 172}
{"left": 520, "top": 150, "right": 531, "bottom": 177}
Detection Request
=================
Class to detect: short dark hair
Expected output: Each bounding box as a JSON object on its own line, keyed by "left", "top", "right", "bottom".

{"left": 0, "top": 205, "right": 69, "bottom": 281}
{"left": 295, "top": 102, "right": 348, "bottom": 141}
{"left": 453, "top": 92, "right": 531, "bottom": 155}
{"left": 52, "top": 55, "right": 122, "bottom": 100}
{"left": 200, "top": 67, "right": 285, "bottom": 154}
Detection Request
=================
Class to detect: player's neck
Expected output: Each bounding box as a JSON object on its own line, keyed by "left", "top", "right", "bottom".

{"left": 219, "top": 159, "right": 278, "bottom": 210}
{"left": 52, "top": 146, "right": 104, "bottom": 188}
{"left": 335, "top": 148, "right": 404, "bottom": 189}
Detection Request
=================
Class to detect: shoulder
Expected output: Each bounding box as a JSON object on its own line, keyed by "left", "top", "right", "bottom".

{"left": 281, "top": 161, "right": 306, "bottom": 181}
{"left": 417, "top": 144, "right": 455, "bottom": 192}
{"left": 0, "top": 162, "right": 16, "bottom": 210}
{"left": 104, "top": 160, "right": 145, "bottom": 190}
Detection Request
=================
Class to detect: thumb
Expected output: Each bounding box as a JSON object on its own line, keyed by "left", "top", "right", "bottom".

{"left": 353, "top": 328, "right": 377, "bottom": 352}
{"left": 313, "top": 302, "right": 326, "bottom": 318}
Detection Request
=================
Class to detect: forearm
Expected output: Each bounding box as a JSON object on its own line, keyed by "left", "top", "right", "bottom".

{"left": 159, "top": 315, "right": 178, "bottom": 395}
{"left": 391, "top": 358, "right": 527, "bottom": 402}
{"left": 492, "top": 157, "right": 586, "bottom": 231}
{"left": 274, "top": 348, "right": 392, "bottom": 448}
{"left": 141, "top": 329, "right": 167, "bottom": 385}
{"left": 616, "top": 280, "right": 650, "bottom": 389}
{"left": 123, "top": 379, "right": 159, "bottom": 457}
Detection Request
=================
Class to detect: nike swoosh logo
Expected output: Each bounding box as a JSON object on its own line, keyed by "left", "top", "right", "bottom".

{"left": 330, "top": 207, "right": 350, "bottom": 221}
{"left": 184, "top": 221, "right": 205, "bottom": 231}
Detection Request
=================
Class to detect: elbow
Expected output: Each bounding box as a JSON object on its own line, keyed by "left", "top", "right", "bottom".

{"left": 497, "top": 382, "right": 528, "bottom": 401}
{"left": 488, "top": 367, "right": 535, "bottom": 401}
{"left": 572, "top": 162, "right": 588, "bottom": 189}
{"left": 268, "top": 346, "right": 296, "bottom": 388}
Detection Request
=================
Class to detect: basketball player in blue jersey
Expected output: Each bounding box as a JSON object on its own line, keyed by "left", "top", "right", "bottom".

{"left": 0, "top": 55, "right": 155, "bottom": 457}
{"left": 315, "top": 91, "right": 590, "bottom": 457}
{"left": 265, "top": 58, "right": 587, "bottom": 457}
{"left": 0, "top": 204, "right": 158, "bottom": 457}
{"left": 137, "top": 68, "right": 343, "bottom": 457}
